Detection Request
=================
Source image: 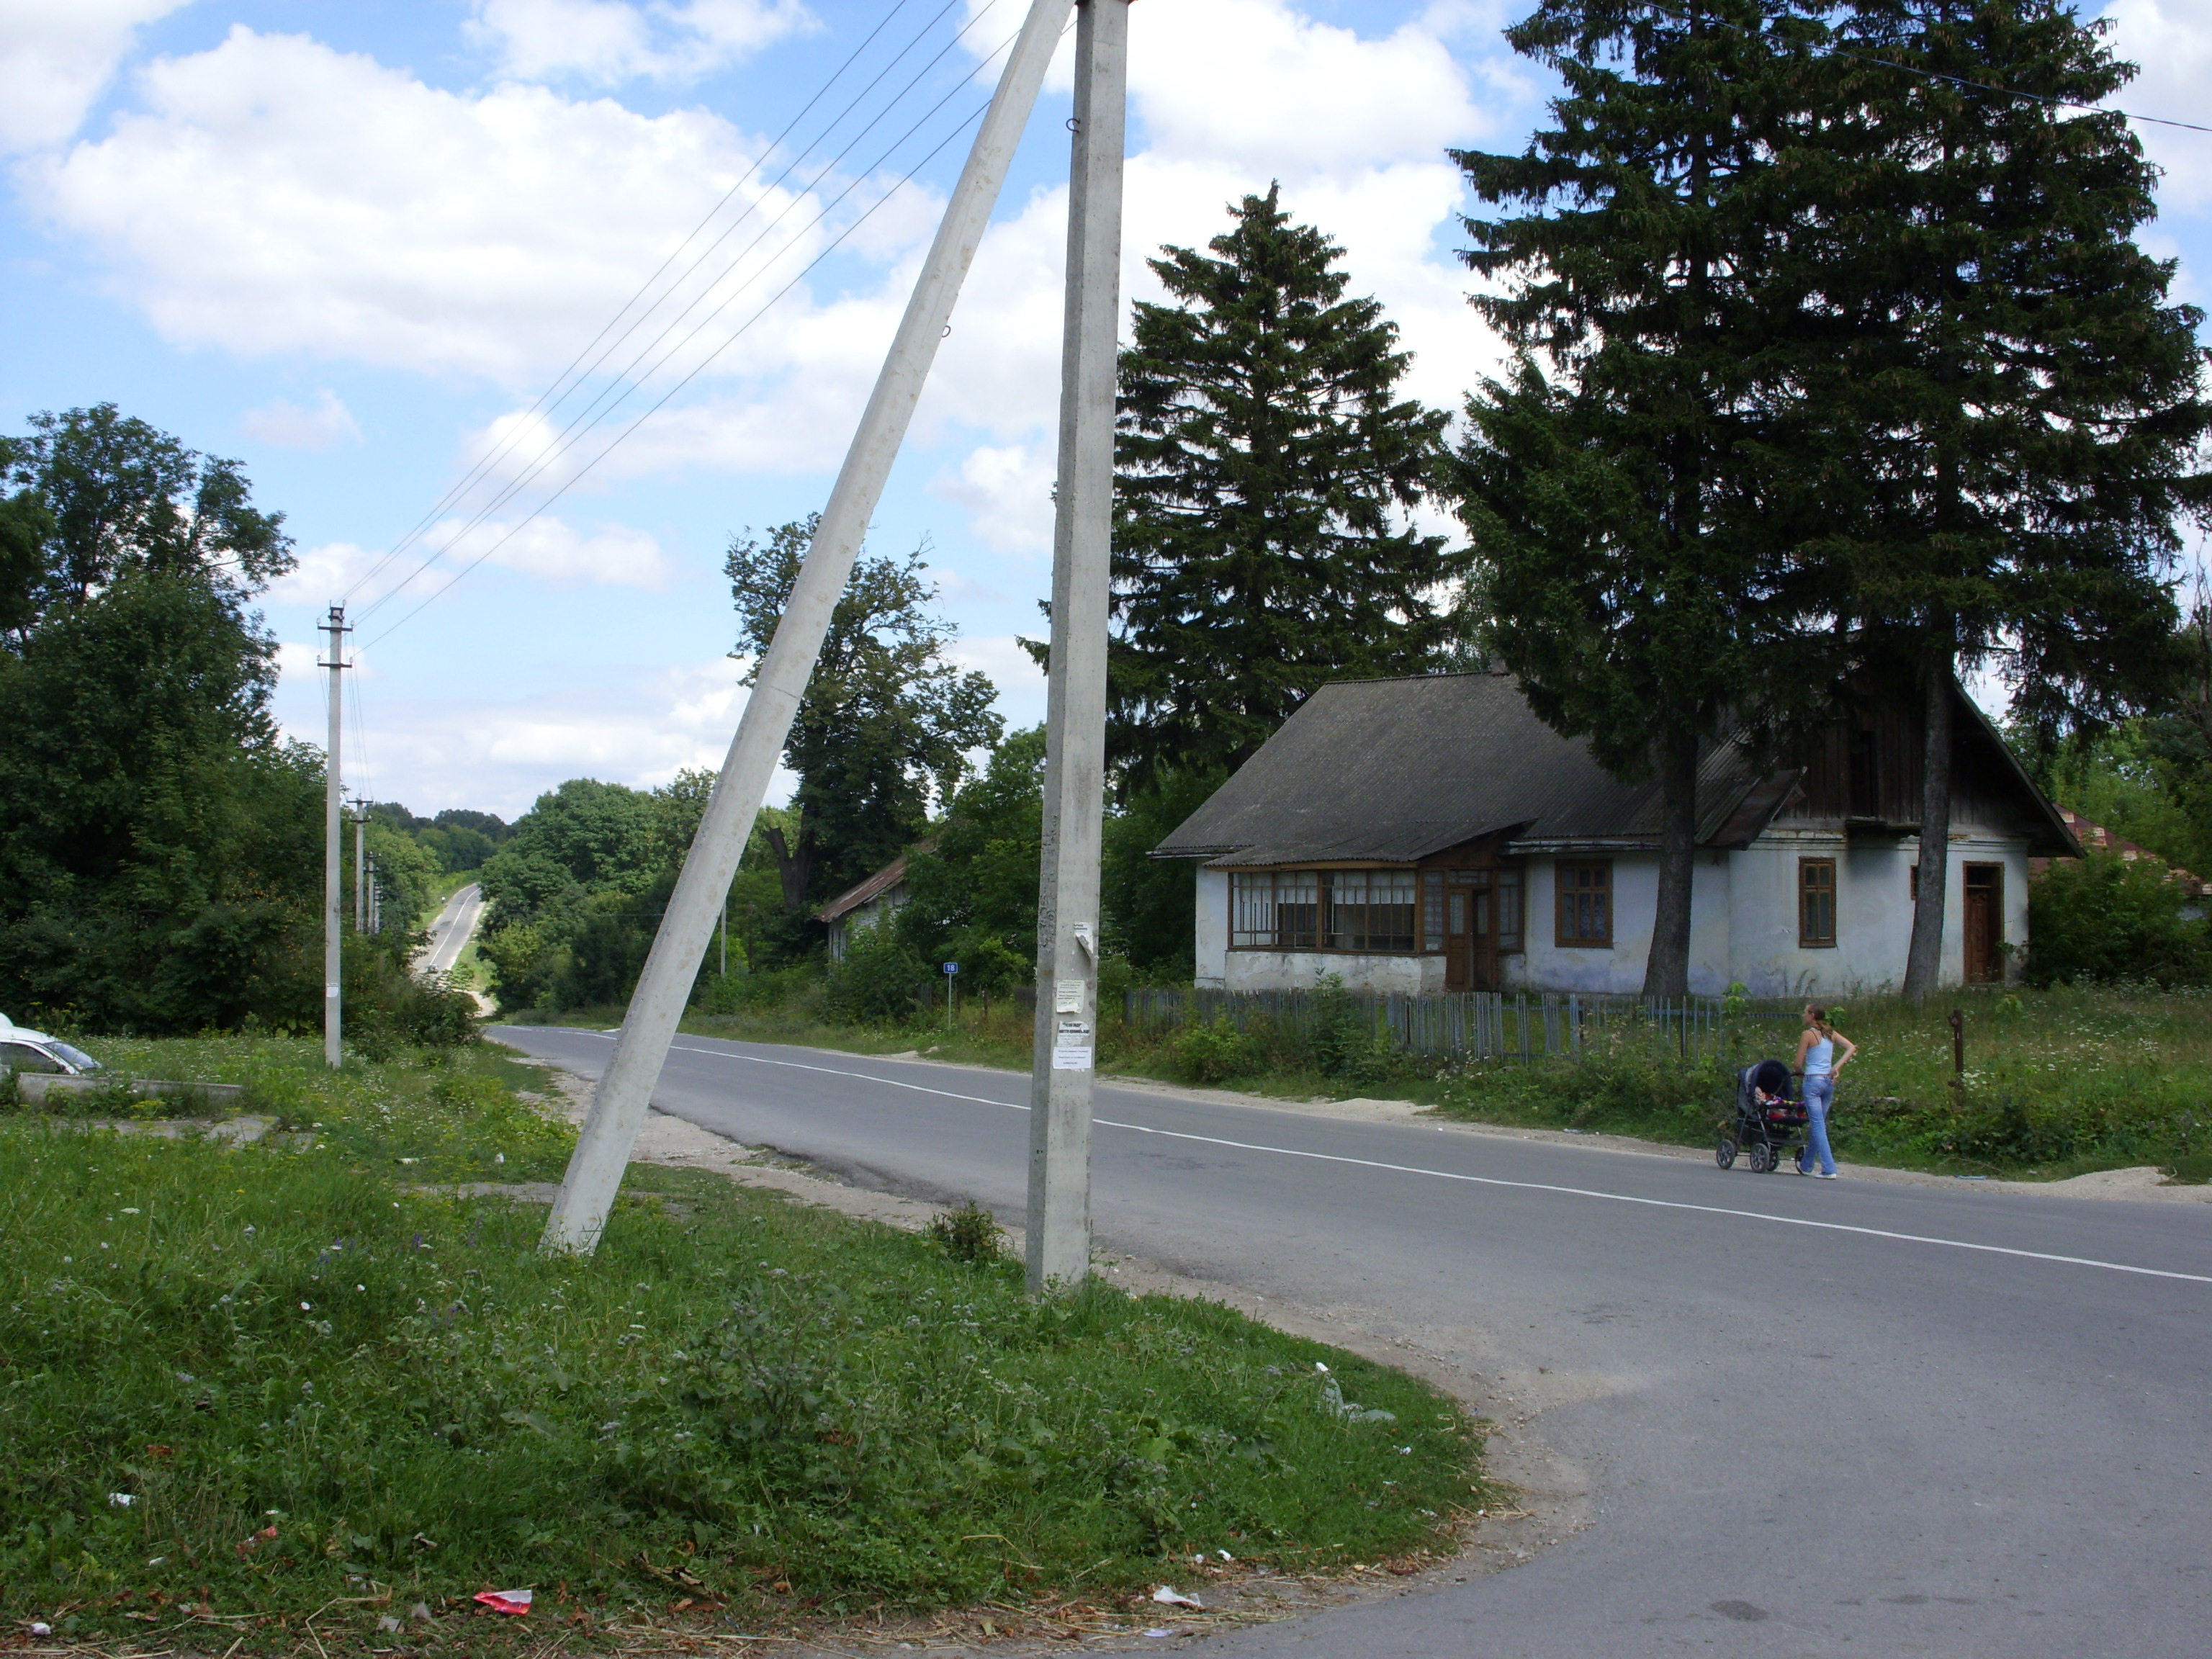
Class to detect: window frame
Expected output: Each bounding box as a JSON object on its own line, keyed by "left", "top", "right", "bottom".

{"left": 1554, "top": 860, "right": 1614, "bottom": 949}
{"left": 1799, "top": 856, "right": 1838, "bottom": 948}
{"left": 1228, "top": 867, "right": 1416, "bottom": 955}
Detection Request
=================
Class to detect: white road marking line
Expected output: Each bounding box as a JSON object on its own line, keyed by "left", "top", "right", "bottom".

{"left": 539, "top": 1031, "right": 2212, "bottom": 1288}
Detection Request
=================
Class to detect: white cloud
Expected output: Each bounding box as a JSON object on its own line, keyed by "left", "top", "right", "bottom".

{"left": 928, "top": 442, "right": 1055, "bottom": 555}
{"left": 469, "top": 0, "right": 814, "bottom": 85}
{"left": 276, "top": 658, "right": 763, "bottom": 817}
{"left": 2103, "top": 0, "right": 2212, "bottom": 211}
{"left": 947, "top": 633, "right": 1048, "bottom": 729}
{"left": 241, "top": 388, "right": 363, "bottom": 451}
{"left": 0, "top": 0, "right": 188, "bottom": 155}
{"left": 26, "top": 26, "right": 827, "bottom": 385}
{"left": 431, "top": 514, "right": 675, "bottom": 589}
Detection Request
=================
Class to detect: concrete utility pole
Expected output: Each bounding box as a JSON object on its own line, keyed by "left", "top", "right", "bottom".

{"left": 1027, "top": 0, "right": 1128, "bottom": 1296}
{"left": 354, "top": 801, "right": 367, "bottom": 933}
{"left": 542, "top": 0, "right": 1076, "bottom": 1256}
{"left": 320, "top": 606, "right": 349, "bottom": 1069}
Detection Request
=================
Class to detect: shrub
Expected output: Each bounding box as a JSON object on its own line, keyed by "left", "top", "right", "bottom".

{"left": 824, "top": 922, "right": 930, "bottom": 1022}
{"left": 927, "top": 1197, "right": 1007, "bottom": 1264}
{"left": 1173, "top": 1016, "right": 1255, "bottom": 1084}
{"left": 2027, "top": 853, "right": 2212, "bottom": 987}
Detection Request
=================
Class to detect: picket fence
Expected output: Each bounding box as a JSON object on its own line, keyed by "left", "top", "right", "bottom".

{"left": 1123, "top": 984, "right": 1791, "bottom": 1064}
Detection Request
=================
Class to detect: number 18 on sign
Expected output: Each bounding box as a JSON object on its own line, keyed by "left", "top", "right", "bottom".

{"left": 943, "top": 960, "right": 958, "bottom": 1031}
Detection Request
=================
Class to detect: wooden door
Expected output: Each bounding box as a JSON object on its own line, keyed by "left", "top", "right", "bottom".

{"left": 1444, "top": 872, "right": 1501, "bottom": 992}
{"left": 1964, "top": 863, "right": 2003, "bottom": 983}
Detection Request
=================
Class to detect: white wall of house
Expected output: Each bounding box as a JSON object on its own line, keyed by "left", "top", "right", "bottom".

{"left": 825, "top": 884, "right": 905, "bottom": 961}
{"left": 1224, "top": 948, "right": 1447, "bottom": 994}
{"left": 1190, "top": 831, "right": 2031, "bottom": 997}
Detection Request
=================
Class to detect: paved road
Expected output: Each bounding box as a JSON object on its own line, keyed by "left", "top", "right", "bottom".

{"left": 497, "top": 1025, "right": 2212, "bottom": 1658}
{"left": 417, "top": 884, "right": 484, "bottom": 975}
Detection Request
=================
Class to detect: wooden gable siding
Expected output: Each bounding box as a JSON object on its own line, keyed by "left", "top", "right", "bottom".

{"left": 1774, "top": 697, "right": 2020, "bottom": 833}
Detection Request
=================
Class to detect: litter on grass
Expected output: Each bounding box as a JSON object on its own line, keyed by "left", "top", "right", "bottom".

{"left": 107, "top": 1493, "right": 135, "bottom": 1507}
{"left": 474, "top": 1589, "right": 534, "bottom": 1615}
{"left": 1151, "top": 1587, "right": 1202, "bottom": 1608}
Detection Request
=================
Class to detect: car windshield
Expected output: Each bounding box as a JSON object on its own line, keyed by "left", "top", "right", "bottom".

{"left": 48, "top": 1042, "right": 101, "bottom": 1072}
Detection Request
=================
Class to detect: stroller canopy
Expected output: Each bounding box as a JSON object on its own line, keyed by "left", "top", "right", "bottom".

{"left": 1743, "top": 1058, "right": 1792, "bottom": 1100}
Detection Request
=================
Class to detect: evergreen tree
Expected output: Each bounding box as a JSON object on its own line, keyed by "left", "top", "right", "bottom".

{"left": 1452, "top": 0, "right": 1838, "bottom": 997}
{"left": 1799, "top": 0, "right": 2210, "bottom": 999}
{"left": 727, "top": 518, "right": 1001, "bottom": 944}
{"left": 1107, "top": 186, "right": 1461, "bottom": 790}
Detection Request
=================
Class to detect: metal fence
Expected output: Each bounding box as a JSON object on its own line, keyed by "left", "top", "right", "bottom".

{"left": 1123, "top": 984, "right": 1796, "bottom": 1065}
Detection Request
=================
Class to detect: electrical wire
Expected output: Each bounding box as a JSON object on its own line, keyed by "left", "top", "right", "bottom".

{"left": 340, "top": 0, "right": 941, "bottom": 608}
{"left": 350, "top": 0, "right": 1015, "bottom": 625}
{"left": 360, "top": 14, "right": 1045, "bottom": 642}
{"left": 346, "top": 0, "right": 1007, "bottom": 618}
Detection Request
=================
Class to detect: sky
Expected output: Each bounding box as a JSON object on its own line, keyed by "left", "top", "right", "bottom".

{"left": 2, "top": 0, "right": 2208, "bottom": 821}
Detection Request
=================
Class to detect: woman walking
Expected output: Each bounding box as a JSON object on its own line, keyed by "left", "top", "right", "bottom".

{"left": 1795, "top": 1004, "right": 1857, "bottom": 1179}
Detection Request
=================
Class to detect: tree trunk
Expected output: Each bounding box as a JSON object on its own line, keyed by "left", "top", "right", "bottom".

{"left": 1641, "top": 726, "right": 1700, "bottom": 999}
{"left": 763, "top": 824, "right": 812, "bottom": 914}
{"left": 1902, "top": 647, "right": 1954, "bottom": 1002}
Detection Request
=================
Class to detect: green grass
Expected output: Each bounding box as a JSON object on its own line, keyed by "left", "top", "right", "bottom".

{"left": 1430, "top": 984, "right": 2212, "bottom": 1179}
{"left": 0, "top": 1038, "right": 1482, "bottom": 1646}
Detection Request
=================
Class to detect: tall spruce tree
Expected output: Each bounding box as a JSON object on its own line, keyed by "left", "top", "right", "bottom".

{"left": 1801, "top": 0, "right": 2210, "bottom": 999}
{"left": 1107, "top": 186, "right": 1461, "bottom": 789}
{"left": 1452, "top": 0, "right": 1838, "bottom": 997}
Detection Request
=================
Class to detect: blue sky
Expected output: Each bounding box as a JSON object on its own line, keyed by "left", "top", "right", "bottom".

{"left": 3, "top": 0, "right": 2207, "bottom": 818}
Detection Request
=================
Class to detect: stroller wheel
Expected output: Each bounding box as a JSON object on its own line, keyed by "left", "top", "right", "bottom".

{"left": 1747, "top": 1141, "right": 1775, "bottom": 1174}
{"left": 1714, "top": 1134, "right": 1738, "bottom": 1169}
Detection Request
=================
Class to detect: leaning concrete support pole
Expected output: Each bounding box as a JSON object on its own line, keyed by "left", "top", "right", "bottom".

{"left": 1026, "top": 0, "right": 1128, "bottom": 1296}
{"left": 543, "top": 0, "right": 1074, "bottom": 1255}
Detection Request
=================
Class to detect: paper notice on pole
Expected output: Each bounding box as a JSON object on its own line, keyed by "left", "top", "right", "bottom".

{"left": 1055, "top": 979, "right": 1087, "bottom": 1014}
{"left": 1052, "top": 1046, "right": 1094, "bottom": 1070}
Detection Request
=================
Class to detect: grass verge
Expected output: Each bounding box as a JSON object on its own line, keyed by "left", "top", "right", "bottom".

{"left": 1, "top": 1038, "right": 1483, "bottom": 1649}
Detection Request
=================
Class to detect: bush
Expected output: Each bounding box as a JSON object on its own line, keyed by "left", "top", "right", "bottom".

{"left": 927, "top": 1197, "right": 1007, "bottom": 1264}
{"left": 824, "top": 922, "right": 930, "bottom": 1022}
{"left": 2027, "top": 853, "right": 2212, "bottom": 987}
{"left": 1174, "top": 1016, "right": 1256, "bottom": 1084}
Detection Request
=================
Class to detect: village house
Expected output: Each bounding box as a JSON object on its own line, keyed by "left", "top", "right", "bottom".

{"left": 1152, "top": 670, "right": 2079, "bottom": 998}
{"left": 816, "top": 850, "right": 920, "bottom": 961}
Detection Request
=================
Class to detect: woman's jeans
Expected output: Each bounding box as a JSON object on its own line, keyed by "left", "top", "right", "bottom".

{"left": 1799, "top": 1075, "right": 1837, "bottom": 1174}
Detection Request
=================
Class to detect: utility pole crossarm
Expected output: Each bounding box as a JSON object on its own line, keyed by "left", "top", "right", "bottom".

{"left": 542, "top": 0, "right": 1079, "bottom": 1256}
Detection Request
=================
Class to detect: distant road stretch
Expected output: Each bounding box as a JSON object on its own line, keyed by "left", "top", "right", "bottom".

{"left": 416, "top": 884, "right": 484, "bottom": 975}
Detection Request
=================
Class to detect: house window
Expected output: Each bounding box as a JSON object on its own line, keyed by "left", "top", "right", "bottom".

{"left": 1555, "top": 861, "right": 1612, "bottom": 948}
{"left": 1232, "top": 870, "right": 1317, "bottom": 948}
{"left": 1229, "top": 868, "right": 1415, "bottom": 952}
{"left": 1799, "top": 858, "right": 1838, "bottom": 948}
{"left": 1498, "top": 869, "right": 1525, "bottom": 953}
{"left": 1421, "top": 872, "right": 1444, "bottom": 952}
{"left": 1328, "top": 870, "right": 1418, "bottom": 952}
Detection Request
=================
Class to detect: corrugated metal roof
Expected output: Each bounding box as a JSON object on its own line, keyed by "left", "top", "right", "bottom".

{"left": 1154, "top": 673, "right": 1773, "bottom": 865}
{"left": 814, "top": 848, "right": 924, "bottom": 923}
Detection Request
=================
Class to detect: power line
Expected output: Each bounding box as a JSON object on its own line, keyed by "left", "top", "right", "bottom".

{"left": 361, "top": 19, "right": 1045, "bottom": 642}
{"left": 341, "top": 0, "right": 971, "bottom": 608}
{"left": 353, "top": 1, "right": 1021, "bottom": 627}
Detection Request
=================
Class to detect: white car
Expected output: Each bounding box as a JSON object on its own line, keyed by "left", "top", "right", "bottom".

{"left": 0, "top": 1016, "right": 104, "bottom": 1078}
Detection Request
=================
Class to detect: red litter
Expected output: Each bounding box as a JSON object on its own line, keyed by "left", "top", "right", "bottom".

{"left": 475, "top": 1590, "right": 534, "bottom": 1616}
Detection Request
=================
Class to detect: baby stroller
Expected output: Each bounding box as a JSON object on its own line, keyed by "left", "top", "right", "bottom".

{"left": 1717, "top": 1058, "right": 1808, "bottom": 1173}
